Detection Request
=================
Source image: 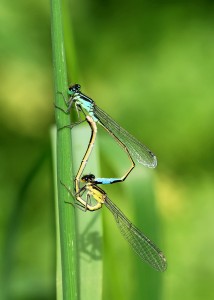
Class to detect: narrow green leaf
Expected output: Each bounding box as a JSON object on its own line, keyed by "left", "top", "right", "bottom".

{"left": 72, "top": 124, "right": 103, "bottom": 300}
{"left": 50, "top": 0, "right": 78, "bottom": 299}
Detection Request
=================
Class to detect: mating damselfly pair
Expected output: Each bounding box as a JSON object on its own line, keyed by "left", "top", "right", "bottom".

{"left": 58, "top": 84, "right": 167, "bottom": 272}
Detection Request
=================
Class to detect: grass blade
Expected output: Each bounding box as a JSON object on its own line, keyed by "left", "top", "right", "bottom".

{"left": 50, "top": 0, "right": 78, "bottom": 299}
{"left": 72, "top": 124, "right": 103, "bottom": 300}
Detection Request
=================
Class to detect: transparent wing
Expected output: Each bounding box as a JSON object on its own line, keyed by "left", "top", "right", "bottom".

{"left": 94, "top": 105, "right": 157, "bottom": 168}
{"left": 104, "top": 196, "right": 167, "bottom": 272}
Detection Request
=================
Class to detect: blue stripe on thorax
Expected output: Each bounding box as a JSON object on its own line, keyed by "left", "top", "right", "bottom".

{"left": 75, "top": 95, "right": 98, "bottom": 122}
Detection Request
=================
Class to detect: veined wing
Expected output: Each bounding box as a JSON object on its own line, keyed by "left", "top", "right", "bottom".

{"left": 104, "top": 196, "right": 167, "bottom": 272}
{"left": 93, "top": 105, "right": 157, "bottom": 168}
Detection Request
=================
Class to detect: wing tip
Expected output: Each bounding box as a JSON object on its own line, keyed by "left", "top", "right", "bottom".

{"left": 142, "top": 154, "right": 158, "bottom": 168}
{"left": 156, "top": 252, "right": 167, "bottom": 272}
{"left": 151, "top": 155, "right": 158, "bottom": 168}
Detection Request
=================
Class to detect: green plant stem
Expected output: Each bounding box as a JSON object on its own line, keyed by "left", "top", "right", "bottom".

{"left": 51, "top": 0, "right": 78, "bottom": 299}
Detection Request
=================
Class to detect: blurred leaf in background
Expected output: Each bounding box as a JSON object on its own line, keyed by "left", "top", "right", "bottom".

{"left": 1, "top": 0, "right": 214, "bottom": 299}
{"left": 0, "top": 0, "right": 55, "bottom": 299}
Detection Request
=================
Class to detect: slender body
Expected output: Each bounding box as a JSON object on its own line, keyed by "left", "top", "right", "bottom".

{"left": 75, "top": 115, "right": 135, "bottom": 200}
{"left": 74, "top": 173, "right": 167, "bottom": 272}
{"left": 75, "top": 115, "right": 97, "bottom": 194}
{"left": 64, "top": 84, "right": 157, "bottom": 184}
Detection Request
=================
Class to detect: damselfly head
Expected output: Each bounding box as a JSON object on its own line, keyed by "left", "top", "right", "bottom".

{"left": 81, "top": 174, "right": 95, "bottom": 183}
{"left": 68, "top": 84, "right": 81, "bottom": 95}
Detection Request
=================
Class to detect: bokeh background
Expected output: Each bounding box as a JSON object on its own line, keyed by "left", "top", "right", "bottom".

{"left": 1, "top": 0, "right": 214, "bottom": 299}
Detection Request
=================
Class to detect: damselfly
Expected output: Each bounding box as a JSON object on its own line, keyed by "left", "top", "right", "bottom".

{"left": 63, "top": 116, "right": 166, "bottom": 271}
{"left": 60, "top": 84, "right": 157, "bottom": 184}
{"left": 70, "top": 173, "right": 167, "bottom": 272}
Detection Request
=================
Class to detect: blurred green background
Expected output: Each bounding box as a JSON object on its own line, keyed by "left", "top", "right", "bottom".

{"left": 1, "top": 0, "right": 214, "bottom": 299}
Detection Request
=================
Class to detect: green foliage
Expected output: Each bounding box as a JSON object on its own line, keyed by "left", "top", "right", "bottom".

{"left": 51, "top": 0, "right": 78, "bottom": 298}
